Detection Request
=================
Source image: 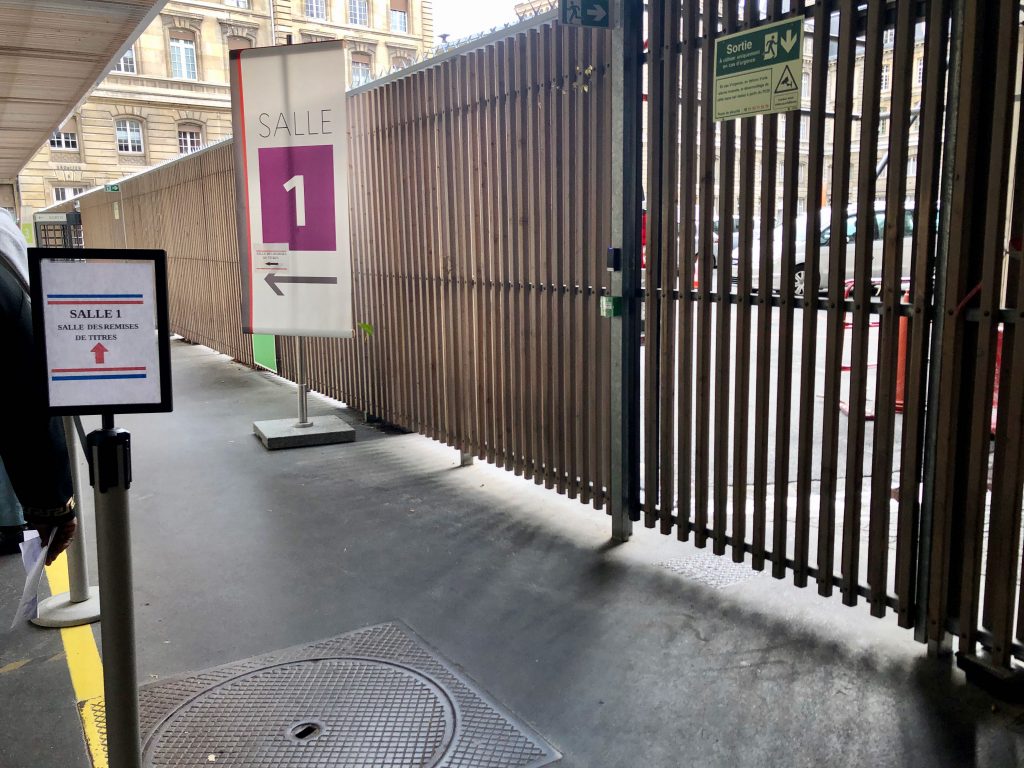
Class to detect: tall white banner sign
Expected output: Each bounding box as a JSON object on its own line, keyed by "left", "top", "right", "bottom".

{"left": 230, "top": 41, "right": 353, "bottom": 337}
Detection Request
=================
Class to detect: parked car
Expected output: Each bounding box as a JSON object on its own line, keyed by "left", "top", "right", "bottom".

{"left": 729, "top": 201, "right": 917, "bottom": 296}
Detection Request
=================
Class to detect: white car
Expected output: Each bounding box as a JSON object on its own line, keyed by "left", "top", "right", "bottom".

{"left": 729, "top": 202, "right": 918, "bottom": 296}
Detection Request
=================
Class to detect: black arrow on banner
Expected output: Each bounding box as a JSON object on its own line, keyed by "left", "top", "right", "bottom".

{"left": 265, "top": 273, "right": 338, "bottom": 296}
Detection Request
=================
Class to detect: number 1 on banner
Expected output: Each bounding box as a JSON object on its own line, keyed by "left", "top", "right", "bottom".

{"left": 257, "top": 144, "right": 336, "bottom": 251}
{"left": 283, "top": 175, "right": 306, "bottom": 227}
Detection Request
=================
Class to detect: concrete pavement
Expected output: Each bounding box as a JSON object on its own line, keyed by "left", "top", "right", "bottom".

{"left": 2, "top": 338, "right": 1023, "bottom": 767}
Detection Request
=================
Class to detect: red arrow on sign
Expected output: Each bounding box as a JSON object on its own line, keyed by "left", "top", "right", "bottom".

{"left": 91, "top": 343, "right": 108, "bottom": 364}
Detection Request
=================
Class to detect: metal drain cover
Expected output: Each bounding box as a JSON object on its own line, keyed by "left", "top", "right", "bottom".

{"left": 125, "top": 622, "right": 559, "bottom": 768}
{"left": 144, "top": 658, "right": 455, "bottom": 766}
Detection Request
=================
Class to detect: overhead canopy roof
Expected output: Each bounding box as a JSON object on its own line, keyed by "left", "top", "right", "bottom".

{"left": 0, "top": 0, "right": 167, "bottom": 182}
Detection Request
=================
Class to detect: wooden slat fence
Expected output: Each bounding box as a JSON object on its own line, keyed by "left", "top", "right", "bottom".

{"left": 645, "top": 0, "right": 1024, "bottom": 673}
{"left": 70, "top": 0, "right": 1024, "bottom": 681}
{"left": 78, "top": 142, "right": 254, "bottom": 366}
{"left": 76, "top": 16, "right": 614, "bottom": 510}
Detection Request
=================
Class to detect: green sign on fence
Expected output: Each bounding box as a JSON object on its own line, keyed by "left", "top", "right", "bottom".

{"left": 560, "top": 0, "right": 609, "bottom": 28}
{"left": 713, "top": 18, "right": 803, "bottom": 121}
{"left": 252, "top": 333, "right": 278, "bottom": 372}
{"left": 105, "top": 184, "right": 120, "bottom": 192}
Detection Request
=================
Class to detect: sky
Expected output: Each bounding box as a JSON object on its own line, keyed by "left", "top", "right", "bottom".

{"left": 430, "top": 0, "right": 522, "bottom": 44}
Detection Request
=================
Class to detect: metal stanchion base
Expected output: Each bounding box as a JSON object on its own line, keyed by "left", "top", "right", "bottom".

{"left": 31, "top": 586, "right": 101, "bottom": 628}
{"left": 253, "top": 415, "right": 356, "bottom": 450}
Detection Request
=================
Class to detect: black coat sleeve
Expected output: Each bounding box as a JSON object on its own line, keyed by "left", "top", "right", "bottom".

{"left": 0, "top": 265, "right": 73, "bottom": 523}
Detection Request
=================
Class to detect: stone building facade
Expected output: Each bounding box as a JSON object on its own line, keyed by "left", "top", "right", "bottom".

{"left": 17, "top": 0, "right": 433, "bottom": 232}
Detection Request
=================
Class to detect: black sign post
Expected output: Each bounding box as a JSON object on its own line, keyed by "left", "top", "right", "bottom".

{"left": 29, "top": 248, "right": 172, "bottom": 768}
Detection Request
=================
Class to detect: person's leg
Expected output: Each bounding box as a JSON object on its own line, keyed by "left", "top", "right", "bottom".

{"left": 0, "top": 459, "right": 26, "bottom": 554}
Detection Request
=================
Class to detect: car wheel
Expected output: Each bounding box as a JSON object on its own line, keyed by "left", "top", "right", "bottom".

{"left": 793, "top": 264, "right": 806, "bottom": 297}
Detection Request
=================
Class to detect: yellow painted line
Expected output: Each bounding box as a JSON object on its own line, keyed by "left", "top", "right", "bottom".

{"left": 45, "top": 553, "right": 108, "bottom": 768}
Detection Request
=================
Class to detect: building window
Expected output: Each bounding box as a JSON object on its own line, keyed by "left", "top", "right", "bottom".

{"left": 178, "top": 125, "right": 203, "bottom": 154}
{"left": 224, "top": 0, "right": 250, "bottom": 7}
{"left": 878, "top": 116, "right": 888, "bottom": 134}
{"left": 390, "top": 0, "right": 409, "bottom": 32}
{"left": 305, "top": 0, "right": 326, "bottom": 19}
{"left": 390, "top": 0, "right": 409, "bottom": 31}
{"left": 883, "top": 29, "right": 895, "bottom": 48}
{"left": 170, "top": 33, "right": 199, "bottom": 80}
{"left": 50, "top": 131, "right": 78, "bottom": 150}
{"left": 908, "top": 154, "right": 918, "bottom": 178}
{"left": 390, "top": 10, "right": 408, "bottom": 32}
{"left": 113, "top": 45, "right": 137, "bottom": 74}
{"left": 801, "top": 72, "right": 810, "bottom": 99}
{"left": 391, "top": 56, "right": 411, "bottom": 72}
{"left": 351, "top": 52, "right": 372, "bottom": 86}
{"left": 916, "top": 57, "right": 924, "bottom": 85}
{"left": 349, "top": 0, "right": 369, "bottom": 26}
{"left": 115, "top": 118, "right": 144, "bottom": 153}
{"left": 54, "top": 187, "right": 85, "bottom": 203}
{"left": 880, "top": 62, "right": 891, "bottom": 91}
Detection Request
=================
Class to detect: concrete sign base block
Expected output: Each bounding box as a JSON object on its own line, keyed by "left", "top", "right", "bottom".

{"left": 31, "top": 586, "right": 101, "bottom": 628}
{"left": 253, "top": 415, "right": 355, "bottom": 450}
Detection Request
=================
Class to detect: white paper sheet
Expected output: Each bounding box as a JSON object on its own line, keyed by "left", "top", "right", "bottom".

{"left": 9, "top": 529, "right": 57, "bottom": 629}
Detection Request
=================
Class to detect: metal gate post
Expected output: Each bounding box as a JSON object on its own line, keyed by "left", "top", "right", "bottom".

{"left": 609, "top": 0, "right": 644, "bottom": 542}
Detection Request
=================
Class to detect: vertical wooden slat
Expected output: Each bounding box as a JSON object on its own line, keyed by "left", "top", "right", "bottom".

{"left": 657, "top": 0, "right": 681, "bottom": 535}
{"left": 530, "top": 29, "right": 545, "bottom": 485}
{"left": 386, "top": 81, "right": 403, "bottom": 424}
{"left": 896, "top": 0, "right": 949, "bottom": 628}
{"left": 867, "top": 0, "right": 914, "bottom": 617}
{"left": 817, "top": 0, "right": 856, "bottom": 596}
{"left": 752, "top": 0, "right": 782, "bottom": 568}
{"left": 695, "top": 0, "right": 718, "bottom": 548}
{"left": 589, "top": 30, "right": 602, "bottom": 507}
{"left": 731, "top": 0, "right": 758, "bottom": 562}
{"left": 583, "top": 29, "right": 598, "bottom": 505}
{"left": 772, "top": 0, "right": 805, "bottom": 580}
{"left": 484, "top": 44, "right": 504, "bottom": 465}
{"left": 526, "top": 30, "right": 543, "bottom": 485}
{"left": 514, "top": 34, "right": 530, "bottom": 478}
{"left": 420, "top": 71, "right": 440, "bottom": 440}
{"left": 842, "top": 0, "right": 884, "bottom": 607}
{"left": 958, "top": 0, "right": 1019, "bottom": 662}
{"left": 793, "top": 2, "right": 829, "bottom": 587}
{"left": 596, "top": 31, "right": 612, "bottom": 508}
{"left": 469, "top": 49, "right": 487, "bottom": 460}
{"left": 644, "top": 0, "right": 666, "bottom": 527}
{"left": 410, "top": 72, "right": 426, "bottom": 434}
{"left": 371, "top": 85, "right": 390, "bottom": 422}
{"left": 675, "top": 0, "right": 698, "bottom": 539}
{"left": 713, "top": 0, "right": 738, "bottom": 557}
{"left": 454, "top": 55, "right": 472, "bottom": 453}
{"left": 561, "top": 28, "right": 577, "bottom": 498}
{"left": 438, "top": 62, "right": 458, "bottom": 446}
{"left": 540, "top": 28, "right": 555, "bottom": 489}
{"left": 394, "top": 76, "right": 413, "bottom": 431}
{"left": 493, "top": 41, "right": 512, "bottom": 473}
{"left": 1010, "top": 87, "right": 1024, "bottom": 647}
{"left": 385, "top": 84, "right": 399, "bottom": 423}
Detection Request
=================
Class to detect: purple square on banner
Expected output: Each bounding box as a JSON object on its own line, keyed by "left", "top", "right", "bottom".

{"left": 258, "top": 144, "right": 336, "bottom": 251}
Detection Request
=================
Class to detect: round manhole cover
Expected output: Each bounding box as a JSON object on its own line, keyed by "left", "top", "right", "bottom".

{"left": 143, "top": 658, "right": 456, "bottom": 767}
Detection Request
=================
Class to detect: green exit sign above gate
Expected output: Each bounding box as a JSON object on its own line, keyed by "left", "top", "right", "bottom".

{"left": 713, "top": 18, "right": 803, "bottom": 121}
{"left": 560, "top": 0, "right": 610, "bottom": 28}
